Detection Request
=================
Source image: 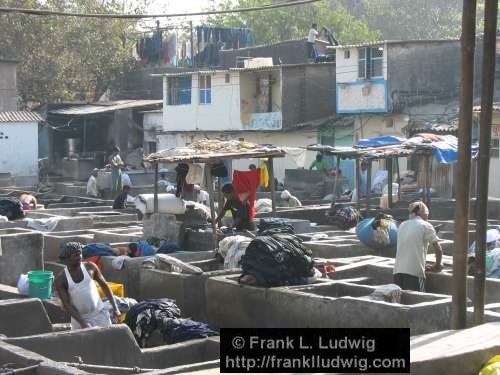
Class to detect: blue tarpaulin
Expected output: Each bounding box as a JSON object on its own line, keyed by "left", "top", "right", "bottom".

{"left": 356, "top": 136, "right": 405, "bottom": 148}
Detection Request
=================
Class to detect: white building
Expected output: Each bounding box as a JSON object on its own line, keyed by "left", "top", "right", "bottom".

{"left": 0, "top": 111, "right": 42, "bottom": 185}
{"left": 146, "top": 62, "right": 337, "bottom": 181}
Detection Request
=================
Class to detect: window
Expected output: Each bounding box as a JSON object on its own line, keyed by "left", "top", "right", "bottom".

{"left": 344, "top": 50, "right": 350, "bottom": 59}
{"left": 168, "top": 76, "right": 192, "bottom": 105}
{"left": 148, "top": 142, "right": 157, "bottom": 154}
{"left": 384, "top": 118, "right": 394, "bottom": 128}
{"left": 199, "top": 75, "right": 211, "bottom": 104}
{"left": 225, "top": 74, "right": 230, "bottom": 83}
{"left": 491, "top": 138, "right": 500, "bottom": 158}
{"left": 358, "top": 46, "right": 383, "bottom": 79}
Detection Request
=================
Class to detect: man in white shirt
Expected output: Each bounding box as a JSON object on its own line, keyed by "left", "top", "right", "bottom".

{"left": 307, "top": 23, "right": 319, "bottom": 59}
{"left": 393, "top": 201, "right": 442, "bottom": 292}
{"left": 86, "top": 169, "right": 99, "bottom": 197}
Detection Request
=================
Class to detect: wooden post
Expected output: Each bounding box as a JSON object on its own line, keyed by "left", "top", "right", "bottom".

{"left": 366, "top": 161, "right": 372, "bottom": 215}
{"left": 332, "top": 155, "right": 341, "bottom": 204}
{"left": 427, "top": 154, "right": 433, "bottom": 208}
{"left": 423, "top": 155, "right": 430, "bottom": 206}
{"left": 83, "top": 118, "right": 87, "bottom": 152}
{"left": 268, "top": 157, "right": 277, "bottom": 216}
{"left": 355, "top": 159, "right": 361, "bottom": 210}
{"left": 452, "top": 0, "right": 477, "bottom": 330}
{"left": 387, "top": 158, "right": 393, "bottom": 209}
{"left": 396, "top": 157, "right": 401, "bottom": 202}
{"left": 205, "top": 164, "right": 217, "bottom": 250}
{"left": 153, "top": 163, "right": 159, "bottom": 214}
{"left": 474, "top": 0, "right": 498, "bottom": 326}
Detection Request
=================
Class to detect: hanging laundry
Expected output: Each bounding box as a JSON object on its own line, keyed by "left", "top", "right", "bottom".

{"left": 259, "top": 163, "right": 269, "bottom": 188}
{"left": 168, "top": 32, "right": 178, "bottom": 67}
{"left": 232, "top": 169, "right": 260, "bottom": 220}
{"left": 185, "top": 163, "right": 204, "bottom": 185}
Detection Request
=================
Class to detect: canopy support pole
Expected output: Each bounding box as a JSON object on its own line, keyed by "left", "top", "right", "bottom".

{"left": 153, "top": 163, "right": 159, "bottom": 214}
{"left": 332, "top": 155, "right": 340, "bottom": 204}
{"left": 396, "top": 157, "right": 401, "bottom": 202}
{"left": 387, "top": 158, "right": 393, "bottom": 209}
{"left": 269, "top": 157, "right": 276, "bottom": 216}
{"left": 366, "top": 161, "right": 372, "bottom": 215}
{"left": 205, "top": 164, "right": 217, "bottom": 250}
{"left": 355, "top": 159, "right": 361, "bottom": 210}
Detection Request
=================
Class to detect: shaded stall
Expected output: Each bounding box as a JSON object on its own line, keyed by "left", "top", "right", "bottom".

{"left": 305, "top": 133, "right": 462, "bottom": 211}
{"left": 143, "top": 140, "right": 286, "bottom": 249}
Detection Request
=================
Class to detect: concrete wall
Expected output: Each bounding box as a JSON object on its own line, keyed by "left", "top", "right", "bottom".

{"left": 161, "top": 72, "right": 242, "bottom": 132}
{"left": 6, "top": 326, "right": 220, "bottom": 369}
{"left": 281, "top": 63, "right": 336, "bottom": 128}
{"left": 387, "top": 40, "right": 460, "bottom": 112}
{"left": 218, "top": 39, "right": 330, "bottom": 68}
{"left": 0, "top": 60, "right": 17, "bottom": 111}
{"left": 0, "top": 299, "right": 53, "bottom": 337}
{"left": 206, "top": 277, "right": 451, "bottom": 335}
{"left": 139, "top": 266, "right": 239, "bottom": 322}
{"left": 0, "top": 231, "right": 44, "bottom": 286}
{"left": 335, "top": 43, "right": 388, "bottom": 113}
{"left": 0, "top": 121, "right": 38, "bottom": 182}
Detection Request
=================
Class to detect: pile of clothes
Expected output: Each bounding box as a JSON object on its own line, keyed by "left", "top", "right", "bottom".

{"left": 257, "top": 218, "right": 295, "bottom": 235}
{"left": 356, "top": 213, "right": 398, "bottom": 253}
{"left": 328, "top": 205, "right": 361, "bottom": 230}
{"left": 125, "top": 299, "right": 217, "bottom": 348}
{"left": 217, "top": 235, "right": 252, "bottom": 269}
{"left": 239, "top": 233, "right": 315, "bottom": 287}
{"left": 0, "top": 198, "right": 25, "bottom": 220}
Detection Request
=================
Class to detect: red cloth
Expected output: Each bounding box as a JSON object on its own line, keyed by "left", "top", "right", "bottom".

{"left": 87, "top": 256, "right": 103, "bottom": 272}
{"left": 232, "top": 169, "right": 260, "bottom": 220}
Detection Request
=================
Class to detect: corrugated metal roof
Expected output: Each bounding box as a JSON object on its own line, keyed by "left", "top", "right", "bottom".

{"left": 328, "top": 39, "right": 459, "bottom": 50}
{"left": 151, "top": 65, "right": 281, "bottom": 77}
{"left": 49, "top": 100, "right": 162, "bottom": 116}
{"left": 0, "top": 111, "right": 43, "bottom": 123}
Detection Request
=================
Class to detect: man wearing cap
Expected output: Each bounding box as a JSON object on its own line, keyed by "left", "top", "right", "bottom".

{"left": 55, "top": 242, "right": 120, "bottom": 329}
{"left": 393, "top": 201, "right": 442, "bottom": 292}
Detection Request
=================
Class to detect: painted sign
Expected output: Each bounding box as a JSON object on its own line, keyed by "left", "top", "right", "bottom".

{"left": 492, "top": 124, "right": 500, "bottom": 138}
{"left": 243, "top": 112, "right": 282, "bottom": 130}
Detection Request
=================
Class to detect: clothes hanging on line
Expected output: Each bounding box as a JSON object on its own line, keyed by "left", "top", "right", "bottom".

{"left": 232, "top": 169, "right": 260, "bottom": 220}
{"left": 195, "top": 26, "right": 255, "bottom": 67}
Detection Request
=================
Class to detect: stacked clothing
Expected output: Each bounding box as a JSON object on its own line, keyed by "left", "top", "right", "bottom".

{"left": 257, "top": 218, "right": 295, "bottom": 235}
{"left": 239, "top": 233, "right": 314, "bottom": 287}
{"left": 218, "top": 235, "right": 252, "bottom": 269}
{"left": 124, "top": 299, "right": 217, "bottom": 347}
{"left": 328, "top": 206, "right": 362, "bottom": 230}
{"left": 0, "top": 198, "right": 24, "bottom": 220}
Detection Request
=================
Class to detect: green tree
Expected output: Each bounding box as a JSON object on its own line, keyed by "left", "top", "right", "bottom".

{"left": 0, "top": 0, "right": 141, "bottom": 105}
{"left": 343, "top": 0, "right": 486, "bottom": 40}
{"left": 207, "top": 0, "right": 380, "bottom": 45}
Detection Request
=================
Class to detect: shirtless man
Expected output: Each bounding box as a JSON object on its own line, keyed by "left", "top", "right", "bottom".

{"left": 55, "top": 242, "right": 120, "bottom": 329}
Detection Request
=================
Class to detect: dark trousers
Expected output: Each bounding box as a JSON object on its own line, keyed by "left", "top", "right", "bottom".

{"left": 306, "top": 42, "right": 315, "bottom": 58}
{"left": 393, "top": 273, "right": 425, "bottom": 292}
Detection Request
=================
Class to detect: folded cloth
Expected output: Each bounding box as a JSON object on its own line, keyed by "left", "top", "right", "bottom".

{"left": 155, "top": 254, "right": 203, "bottom": 274}
{"left": 24, "top": 216, "right": 62, "bottom": 232}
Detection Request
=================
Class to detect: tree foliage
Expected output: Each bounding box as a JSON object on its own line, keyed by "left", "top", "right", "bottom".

{"left": 207, "top": 0, "right": 380, "bottom": 45}
{"left": 0, "top": 0, "right": 141, "bottom": 105}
